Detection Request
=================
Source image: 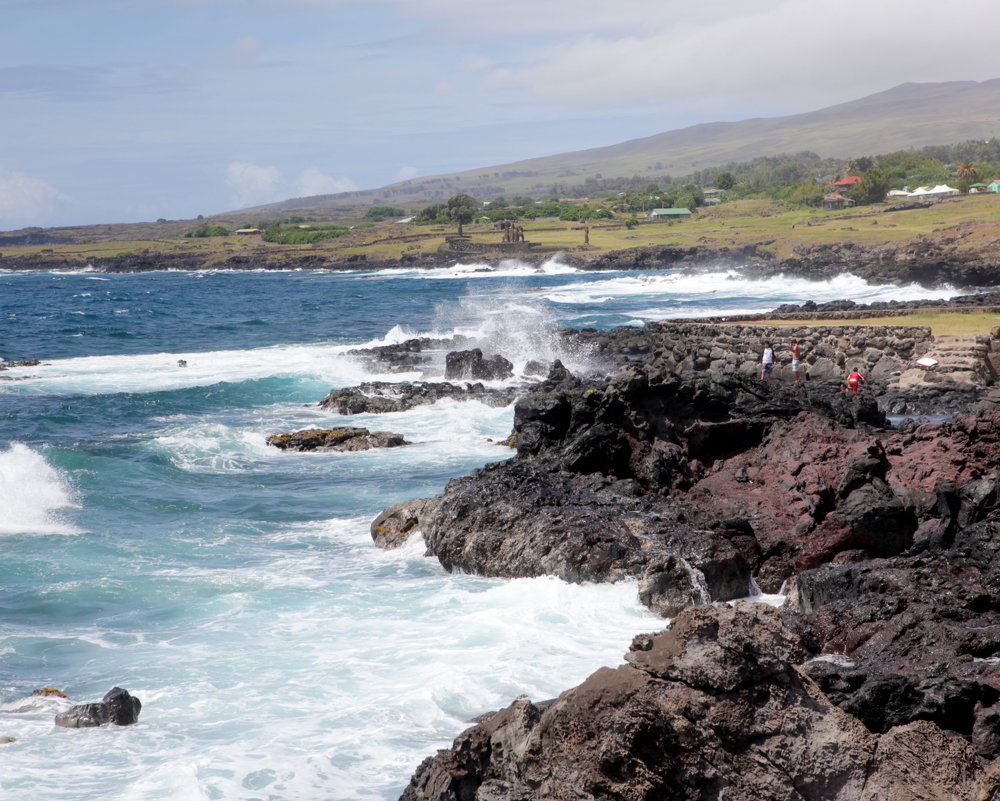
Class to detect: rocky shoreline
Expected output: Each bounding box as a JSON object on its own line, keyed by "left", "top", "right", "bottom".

{"left": 358, "top": 319, "right": 1000, "bottom": 799}
{"left": 5, "top": 238, "right": 1000, "bottom": 289}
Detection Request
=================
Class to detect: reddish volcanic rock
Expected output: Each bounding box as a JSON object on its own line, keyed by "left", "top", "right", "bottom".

{"left": 886, "top": 410, "right": 1000, "bottom": 490}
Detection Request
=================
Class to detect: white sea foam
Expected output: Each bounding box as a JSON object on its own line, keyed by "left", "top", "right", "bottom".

{"left": 369, "top": 255, "right": 580, "bottom": 280}
{"left": 540, "top": 269, "right": 963, "bottom": 317}
{"left": 0, "top": 443, "right": 79, "bottom": 535}
{"left": 0, "top": 514, "right": 661, "bottom": 801}
{"left": 146, "top": 397, "right": 516, "bottom": 476}
{"left": 0, "top": 341, "right": 404, "bottom": 396}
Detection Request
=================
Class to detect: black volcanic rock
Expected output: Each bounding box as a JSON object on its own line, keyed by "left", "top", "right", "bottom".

{"left": 445, "top": 348, "right": 514, "bottom": 381}
{"left": 320, "top": 381, "right": 519, "bottom": 414}
{"left": 399, "top": 604, "right": 994, "bottom": 801}
{"left": 54, "top": 687, "right": 141, "bottom": 728}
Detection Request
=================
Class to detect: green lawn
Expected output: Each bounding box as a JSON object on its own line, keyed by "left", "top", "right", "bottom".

{"left": 752, "top": 310, "right": 1000, "bottom": 336}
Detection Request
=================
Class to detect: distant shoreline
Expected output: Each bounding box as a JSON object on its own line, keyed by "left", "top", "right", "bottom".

{"left": 3, "top": 238, "right": 1000, "bottom": 291}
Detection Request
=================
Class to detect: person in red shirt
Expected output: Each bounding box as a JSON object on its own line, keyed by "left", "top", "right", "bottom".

{"left": 847, "top": 368, "right": 865, "bottom": 394}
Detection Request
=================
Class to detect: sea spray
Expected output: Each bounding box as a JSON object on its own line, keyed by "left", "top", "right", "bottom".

{"left": 0, "top": 443, "right": 79, "bottom": 535}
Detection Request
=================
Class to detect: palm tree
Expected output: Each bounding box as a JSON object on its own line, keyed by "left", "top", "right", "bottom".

{"left": 956, "top": 160, "right": 979, "bottom": 193}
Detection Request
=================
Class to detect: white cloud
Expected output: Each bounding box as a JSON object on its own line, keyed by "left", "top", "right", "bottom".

{"left": 482, "top": 0, "right": 1000, "bottom": 114}
{"left": 395, "top": 166, "right": 419, "bottom": 181}
{"left": 294, "top": 168, "right": 357, "bottom": 197}
{"left": 225, "top": 161, "right": 282, "bottom": 208}
{"left": 0, "top": 170, "right": 70, "bottom": 229}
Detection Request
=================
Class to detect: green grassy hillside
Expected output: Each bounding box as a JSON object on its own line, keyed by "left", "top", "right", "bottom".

{"left": 5, "top": 194, "right": 1000, "bottom": 269}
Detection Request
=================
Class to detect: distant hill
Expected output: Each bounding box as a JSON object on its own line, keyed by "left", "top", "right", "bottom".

{"left": 239, "top": 79, "right": 1000, "bottom": 219}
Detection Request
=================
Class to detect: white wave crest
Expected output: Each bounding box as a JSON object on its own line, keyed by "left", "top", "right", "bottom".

{"left": 540, "top": 269, "right": 962, "bottom": 317}
{"left": 0, "top": 443, "right": 80, "bottom": 535}
{"left": 370, "top": 255, "right": 580, "bottom": 281}
{"left": 0, "top": 341, "right": 406, "bottom": 396}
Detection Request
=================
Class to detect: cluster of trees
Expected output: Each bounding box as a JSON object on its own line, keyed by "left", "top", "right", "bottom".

{"left": 184, "top": 224, "right": 230, "bottom": 238}
{"left": 686, "top": 140, "right": 1000, "bottom": 207}
{"left": 413, "top": 193, "right": 481, "bottom": 233}
{"left": 364, "top": 206, "right": 405, "bottom": 221}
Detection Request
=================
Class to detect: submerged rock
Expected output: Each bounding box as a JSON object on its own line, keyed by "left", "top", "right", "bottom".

{"left": 54, "top": 687, "right": 141, "bottom": 729}
{"left": 370, "top": 498, "right": 431, "bottom": 549}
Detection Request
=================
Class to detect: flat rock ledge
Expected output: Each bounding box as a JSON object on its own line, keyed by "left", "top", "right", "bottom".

{"left": 320, "top": 382, "right": 520, "bottom": 415}
{"left": 266, "top": 426, "right": 409, "bottom": 452}
{"left": 400, "top": 603, "right": 998, "bottom": 801}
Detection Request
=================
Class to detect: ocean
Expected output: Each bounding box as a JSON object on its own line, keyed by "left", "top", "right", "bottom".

{"left": 0, "top": 259, "right": 961, "bottom": 800}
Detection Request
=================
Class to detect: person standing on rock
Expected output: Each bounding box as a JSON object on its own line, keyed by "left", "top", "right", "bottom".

{"left": 760, "top": 342, "right": 774, "bottom": 381}
{"left": 790, "top": 341, "right": 802, "bottom": 382}
{"left": 847, "top": 367, "right": 865, "bottom": 394}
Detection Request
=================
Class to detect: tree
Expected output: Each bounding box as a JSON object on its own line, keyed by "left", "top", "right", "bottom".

{"left": 848, "top": 156, "right": 875, "bottom": 174}
{"left": 956, "top": 161, "right": 979, "bottom": 193}
{"left": 414, "top": 203, "right": 446, "bottom": 224}
{"left": 184, "top": 224, "right": 230, "bottom": 238}
{"left": 446, "top": 193, "right": 479, "bottom": 236}
{"left": 715, "top": 172, "right": 735, "bottom": 190}
{"left": 848, "top": 168, "right": 891, "bottom": 205}
{"left": 365, "top": 205, "right": 406, "bottom": 221}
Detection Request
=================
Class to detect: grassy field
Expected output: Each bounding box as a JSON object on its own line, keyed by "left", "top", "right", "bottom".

{"left": 751, "top": 310, "right": 1000, "bottom": 336}
{"left": 3, "top": 194, "right": 1000, "bottom": 266}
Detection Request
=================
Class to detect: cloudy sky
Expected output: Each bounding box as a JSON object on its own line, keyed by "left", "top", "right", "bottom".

{"left": 2, "top": 0, "right": 997, "bottom": 229}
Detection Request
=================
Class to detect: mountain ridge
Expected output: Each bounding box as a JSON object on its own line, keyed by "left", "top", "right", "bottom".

{"left": 239, "top": 79, "right": 1000, "bottom": 218}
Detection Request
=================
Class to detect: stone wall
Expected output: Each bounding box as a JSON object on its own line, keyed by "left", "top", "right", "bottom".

{"left": 570, "top": 322, "right": 937, "bottom": 382}
{"left": 439, "top": 236, "right": 539, "bottom": 255}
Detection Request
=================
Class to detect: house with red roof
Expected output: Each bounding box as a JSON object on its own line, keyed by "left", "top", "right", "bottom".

{"left": 829, "top": 176, "right": 862, "bottom": 189}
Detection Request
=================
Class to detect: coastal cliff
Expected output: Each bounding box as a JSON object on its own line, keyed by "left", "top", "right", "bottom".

{"left": 375, "top": 322, "right": 1000, "bottom": 799}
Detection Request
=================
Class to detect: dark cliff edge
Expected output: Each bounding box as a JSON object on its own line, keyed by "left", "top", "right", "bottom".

{"left": 374, "top": 328, "right": 1000, "bottom": 798}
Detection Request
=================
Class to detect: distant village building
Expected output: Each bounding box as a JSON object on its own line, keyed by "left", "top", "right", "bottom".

{"left": 968, "top": 183, "right": 990, "bottom": 194}
{"left": 649, "top": 208, "right": 692, "bottom": 219}
{"left": 988, "top": 180, "right": 1000, "bottom": 193}
{"left": 822, "top": 193, "right": 854, "bottom": 210}
{"left": 829, "top": 176, "right": 862, "bottom": 189}
{"left": 558, "top": 197, "right": 589, "bottom": 203}
{"left": 235, "top": 228, "right": 262, "bottom": 235}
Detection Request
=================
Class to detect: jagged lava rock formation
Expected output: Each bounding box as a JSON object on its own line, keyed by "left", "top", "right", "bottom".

{"left": 401, "top": 604, "right": 998, "bottom": 801}
{"left": 376, "top": 337, "right": 1000, "bottom": 797}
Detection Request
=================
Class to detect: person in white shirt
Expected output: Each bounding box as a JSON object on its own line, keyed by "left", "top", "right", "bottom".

{"left": 760, "top": 342, "right": 774, "bottom": 381}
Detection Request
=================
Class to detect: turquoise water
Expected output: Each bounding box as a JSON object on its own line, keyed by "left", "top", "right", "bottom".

{"left": 0, "top": 260, "right": 958, "bottom": 800}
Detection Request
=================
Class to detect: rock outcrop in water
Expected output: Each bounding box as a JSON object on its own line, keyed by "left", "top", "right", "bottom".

{"left": 54, "top": 687, "right": 141, "bottom": 729}
{"left": 319, "top": 381, "right": 520, "bottom": 414}
{"left": 444, "top": 349, "right": 514, "bottom": 381}
{"left": 266, "top": 426, "right": 410, "bottom": 452}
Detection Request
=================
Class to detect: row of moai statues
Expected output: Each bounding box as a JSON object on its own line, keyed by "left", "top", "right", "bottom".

{"left": 502, "top": 224, "right": 525, "bottom": 243}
